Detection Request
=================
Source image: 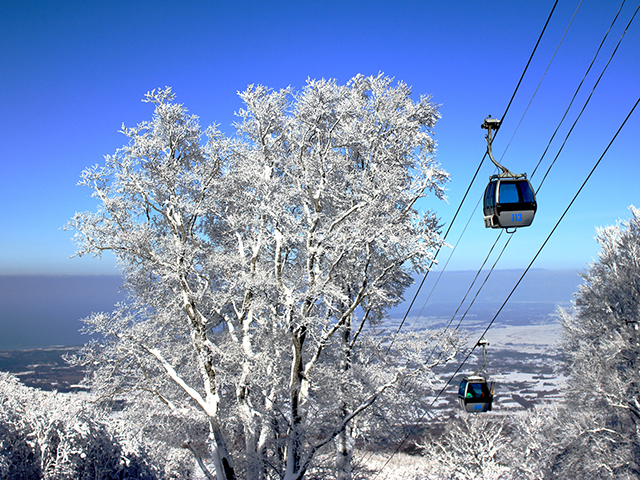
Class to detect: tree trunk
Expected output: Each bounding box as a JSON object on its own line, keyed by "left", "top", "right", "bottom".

{"left": 209, "top": 417, "right": 236, "bottom": 480}
{"left": 285, "top": 326, "right": 305, "bottom": 480}
{"left": 238, "top": 390, "right": 263, "bottom": 480}
{"left": 244, "top": 427, "right": 262, "bottom": 480}
{"left": 335, "top": 413, "right": 354, "bottom": 480}
{"left": 336, "top": 305, "right": 354, "bottom": 479}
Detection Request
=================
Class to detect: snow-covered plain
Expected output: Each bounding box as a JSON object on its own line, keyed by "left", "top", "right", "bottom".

{"left": 488, "top": 322, "right": 562, "bottom": 352}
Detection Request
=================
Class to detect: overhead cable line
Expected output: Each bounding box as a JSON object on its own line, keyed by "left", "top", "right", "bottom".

{"left": 535, "top": 0, "right": 640, "bottom": 191}
{"left": 451, "top": 235, "right": 511, "bottom": 333}
{"left": 388, "top": 0, "right": 560, "bottom": 345}
{"left": 386, "top": 155, "right": 484, "bottom": 346}
{"left": 399, "top": 0, "right": 582, "bottom": 352}
{"left": 458, "top": 0, "right": 635, "bottom": 301}
{"left": 496, "top": 0, "right": 561, "bottom": 126}
{"left": 423, "top": 232, "right": 509, "bottom": 366}
{"left": 423, "top": 0, "right": 637, "bottom": 384}
{"left": 405, "top": 195, "right": 487, "bottom": 334}
{"left": 530, "top": 0, "right": 629, "bottom": 178}
{"left": 498, "top": 0, "right": 583, "bottom": 163}
{"left": 431, "top": 230, "right": 504, "bottom": 336}
{"left": 413, "top": 0, "right": 634, "bottom": 351}
{"left": 374, "top": 96, "right": 640, "bottom": 480}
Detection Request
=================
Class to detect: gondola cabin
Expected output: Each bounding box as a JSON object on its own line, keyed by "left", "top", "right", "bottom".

{"left": 483, "top": 177, "right": 537, "bottom": 230}
{"left": 458, "top": 375, "right": 494, "bottom": 413}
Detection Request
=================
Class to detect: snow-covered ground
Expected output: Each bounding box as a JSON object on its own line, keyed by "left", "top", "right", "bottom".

{"left": 486, "top": 322, "right": 562, "bottom": 353}
{"left": 353, "top": 450, "right": 434, "bottom": 480}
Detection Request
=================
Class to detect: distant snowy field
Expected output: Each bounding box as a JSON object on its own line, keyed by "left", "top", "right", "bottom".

{"left": 489, "top": 322, "right": 561, "bottom": 352}
{"left": 484, "top": 322, "right": 567, "bottom": 410}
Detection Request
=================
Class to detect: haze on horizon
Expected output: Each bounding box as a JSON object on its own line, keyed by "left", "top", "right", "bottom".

{"left": 0, "top": 269, "right": 583, "bottom": 350}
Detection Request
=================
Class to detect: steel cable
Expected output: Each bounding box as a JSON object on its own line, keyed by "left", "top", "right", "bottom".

{"left": 387, "top": 0, "right": 560, "bottom": 348}
{"left": 402, "top": 0, "right": 634, "bottom": 370}
{"left": 373, "top": 96, "right": 640, "bottom": 480}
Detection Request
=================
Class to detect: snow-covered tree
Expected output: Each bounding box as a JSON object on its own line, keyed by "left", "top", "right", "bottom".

{"left": 558, "top": 206, "right": 640, "bottom": 478}
{"left": 68, "top": 75, "right": 457, "bottom": 480}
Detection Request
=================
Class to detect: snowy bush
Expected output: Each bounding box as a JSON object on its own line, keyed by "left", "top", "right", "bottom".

{"left": 421, "top": 412, "right": 513, "bottom": 480}
{"left": 0, "top": 371, "right": 185, "bottom": 479}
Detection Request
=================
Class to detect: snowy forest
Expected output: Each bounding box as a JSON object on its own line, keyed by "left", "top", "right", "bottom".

{"left": 2, "top": 75, "right": 639, "bottom": 479}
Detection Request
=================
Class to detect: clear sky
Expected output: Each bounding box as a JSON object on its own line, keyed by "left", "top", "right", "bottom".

{"left": 1, "top": 0, "right": 638, "bottom": 275}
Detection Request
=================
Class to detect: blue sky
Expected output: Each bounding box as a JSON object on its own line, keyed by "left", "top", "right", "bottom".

{"left": 1, "top": 0, "right": 638, "bottom": 275}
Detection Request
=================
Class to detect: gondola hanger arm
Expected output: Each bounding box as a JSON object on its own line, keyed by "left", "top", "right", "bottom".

{"left": 482, "top": 116, "right": 522, "bottom": 179}
{"left": 472, "top": 338, "right": 489, "bottom": 376}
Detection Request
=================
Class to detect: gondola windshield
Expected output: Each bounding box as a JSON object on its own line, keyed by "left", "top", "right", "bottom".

{"left": 499, "top": 180, "right": 535, "bottom": 204}
{"left": 460, "top": 380, "right": 491, "bottom": 399}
